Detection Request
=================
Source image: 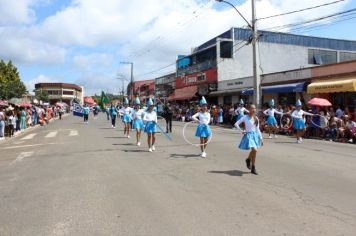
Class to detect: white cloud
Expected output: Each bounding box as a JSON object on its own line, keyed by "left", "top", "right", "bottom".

{"left": 25, "top": 74, "right": 55, "bottom": 92}
{"left": 0, "top": 0, "right": 36, "bottom": 25}
{"left": 0, "top": 0, "right": 352, "bottom": 95}
{"left": 72, "top": 53, "right": 113, "bottom": 69}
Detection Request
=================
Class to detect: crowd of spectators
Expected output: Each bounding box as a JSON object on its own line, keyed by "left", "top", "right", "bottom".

{"left": 168, "top": 102, "right": 356, "bottom": 144}
{"left": 0, "top": 104, "right": 68, "bottom": 140}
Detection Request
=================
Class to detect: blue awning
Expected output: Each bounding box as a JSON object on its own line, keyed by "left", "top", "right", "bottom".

{"left": 242, "top": 82, "right": 308, "bottom": 95}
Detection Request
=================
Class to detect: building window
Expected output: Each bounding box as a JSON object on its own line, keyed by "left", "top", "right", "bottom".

{"left": 340, "top": 52, "right": 356, "bottom": 62}
{"left": 220, "top": 41, "right": 233, "bottom": 58}
{"left": 47, "top": 90, "right": 60, "bottom": 95}
{"left": 63, "top": 90, "right": 74, "bottom": 95}
{"left": 308, "top": 49, "right": 337, "bottom": 65}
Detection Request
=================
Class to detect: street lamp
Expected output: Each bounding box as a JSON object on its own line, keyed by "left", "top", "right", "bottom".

{"left": 215, "top": 0, "right": 262, "bottom": 110}
{"left": 120, "top": 62, "right": 134, "bottom": 103}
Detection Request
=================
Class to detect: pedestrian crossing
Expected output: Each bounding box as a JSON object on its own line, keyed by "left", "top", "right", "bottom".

{"left": 21, "top": 130, "right": 79, "bottom": 140}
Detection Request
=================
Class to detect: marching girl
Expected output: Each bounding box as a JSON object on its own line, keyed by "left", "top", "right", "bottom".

{"left": 291, "top": 99, "right": 314, "bottom": 144}
{"left": 235, "top": 99, "right": 249, "bottom": 122}
{"left": 120, "top": 98, "right": 133, "bottom": 138}
{"left": 263, "top": 99, "right": 283, "bottom": 139}
{"left": 143, "top": 98, "right": 157, "bottom": 152}
{"left": 192, "top": 97, "right": 211, "bottom": 158}
{"left": 235, "top": 104, "right": 263, "bottom": 175}
{"left": 131, "top": 97, "right": 145, "bottom": 146}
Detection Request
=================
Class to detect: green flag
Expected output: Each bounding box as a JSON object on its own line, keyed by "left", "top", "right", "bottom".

{"left": 100, "top": 91, "right": 109, "bottom": 109}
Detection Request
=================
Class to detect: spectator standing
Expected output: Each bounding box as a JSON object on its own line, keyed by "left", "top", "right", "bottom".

{"left": 7, "top": 111, "right": 15, "bottom": 137}
{"left": 0, "top": 108, "right": 5, "bottom": 140}
{"left": 163, "top": 103, "right": 173, "bottom": 133}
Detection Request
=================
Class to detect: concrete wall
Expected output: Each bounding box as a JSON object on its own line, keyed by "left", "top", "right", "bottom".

{"left": 218, "top": 41, "right": 310, "bottom": 82}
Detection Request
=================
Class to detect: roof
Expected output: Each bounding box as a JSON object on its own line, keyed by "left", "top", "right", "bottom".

{"left": 35, "top": 83, "right": 82, "bottom": 92}
{"left": 196, "top": 28, "right": 356, "bottom": 52}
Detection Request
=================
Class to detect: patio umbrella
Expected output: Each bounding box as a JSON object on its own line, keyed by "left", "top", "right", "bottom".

{"left": 308, "top": 98, "right": 332, "bottom": 107}
{"left": 18, "top": 103, "right": 32, "bottom": 107}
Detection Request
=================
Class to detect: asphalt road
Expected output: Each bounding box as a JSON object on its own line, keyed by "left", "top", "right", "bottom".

{"left": 0, "top": 114, "right": 355, "bottom": 236}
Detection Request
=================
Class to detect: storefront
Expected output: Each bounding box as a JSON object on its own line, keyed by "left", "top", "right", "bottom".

{"left": 307, "top": 77, "right": 356, "bottom": 108}
{"left": 209, "top": 76, "right": 253, "bottom": 105}
{"left": 170, "top": 68, "right": 217, "bottom": 103}
{"left": 242, "top": 82, "right": 309, "bottom": 106}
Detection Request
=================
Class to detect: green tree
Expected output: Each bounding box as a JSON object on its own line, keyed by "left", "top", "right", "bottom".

{"left": 34, "top": 89, "right": 49, "bottom": 102}
{"left": 0, "top": 60, "right": 27, "bottom": 100}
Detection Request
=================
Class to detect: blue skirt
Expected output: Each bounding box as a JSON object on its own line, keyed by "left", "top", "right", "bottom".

{"left": 266, "top": 116, "right": 277, "bottom": 126}
{"left": 239, "top": 131, "right": 262, "bottom": 150}
{"left": 145, "top": 121, "right": 157, "bottom": 133}
{"left": 123, "top": 114, "right": 132, "bottom": 123}
{"left": 293, "top": 118, "right": 306, "bottom": 130}
{"left": 195, "top": 124, "right": 212, "bottom": 138}
{"left": 133, "top": 119, "right": 144, "bottom": 130}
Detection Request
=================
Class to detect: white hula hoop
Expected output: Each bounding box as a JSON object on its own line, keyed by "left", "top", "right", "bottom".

{"left": 310, "top": 114, "right": 329, "bottom": 129}
{"left": 182, "top": 121, "right": 213, "bottom": 147}
{"left": 280, "top": 113, "right": 294, "bottom": 130}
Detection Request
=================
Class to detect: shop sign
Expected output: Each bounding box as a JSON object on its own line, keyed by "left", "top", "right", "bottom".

{"left": 262, "top": 68, "right": 311, "bottom": 84}
{"left": 218, "top": 77, "right": 253, "bottom": 90}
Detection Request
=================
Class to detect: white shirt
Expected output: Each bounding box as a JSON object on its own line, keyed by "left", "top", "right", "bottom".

{"left": 122, "top": 107, "right": 132, "bottom": 116}
{"left": 235, "top": 107, "right": 248, "bottom": 116}
{"left": 263, "top": 108, "right": 282, "bottom": 117}
{"left": 131, "top": 109, "right": 144, "bottom": 120}
{"left": 143, "top": 111, "right": 157, "bottom": 123}
{"left": 291, "top": 109, "right": 313, "bottom": 119}
{"left": 192, "top": 112, "right": 211, "bottom": 125}
{"left": 235, "top": 115, "right": 262, "bottom": 139}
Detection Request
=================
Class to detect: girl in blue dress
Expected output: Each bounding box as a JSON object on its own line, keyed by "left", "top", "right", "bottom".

{"left": 192, "top": 97, "right": 211, "bottom": 158}
{"left": 131, "top": 97, "right": 145, "bottom": 146}
{"left": 235, "top": 104, "right": 263, "bottom": 175}
{"left": 120, "top": 98, "right": 133, "bottom": 138}
{"left": 263, "top": 99, "right": 283, "bottom": 139}
{"left": 235, "top": 99, "right": 249, "bottom": 122}
{"left": 143, "top": 98, "right": 157, "bottom": 152}
{"left": 291, "top": 99, "right": 314, "bottom": 144}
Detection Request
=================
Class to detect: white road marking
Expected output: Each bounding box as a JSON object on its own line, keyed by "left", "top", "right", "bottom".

{"left": 1, "top": 142, "right": 62, "bottom": 150}
{"left": 9, "top": 151, "right": 34, "bottom": 166}
{"left": 69, "top": 130, "right": 78, "bottom": 136}
{"left": 45, "top": 131, "right": 58, "bottom": 138}
{"left": 21, "top": 133, "right": 37, "bottom": 140}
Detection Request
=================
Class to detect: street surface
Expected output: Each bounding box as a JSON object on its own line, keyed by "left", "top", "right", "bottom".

{"left": 0, "top": 114, "right": 355, "bottom": 236}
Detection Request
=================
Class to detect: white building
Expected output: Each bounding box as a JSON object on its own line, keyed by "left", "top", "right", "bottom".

{"left": 177, "top": 28, "right": 356, "bottom": 105}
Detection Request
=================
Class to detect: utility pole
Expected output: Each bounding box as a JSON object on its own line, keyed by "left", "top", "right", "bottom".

{"left": 215, "top": 0, "right": 262, "bottom": 109}
{"left": 120, "top": 62, "right": 134, "bottom": 103}
{"left": 251, "top": 0, "right": 262, "bottom": 110}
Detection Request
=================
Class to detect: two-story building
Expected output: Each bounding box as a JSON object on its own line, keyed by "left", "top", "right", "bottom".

{"left": 174, "top": 28, "right": 356, "bottom": 105}
{"left": 35, "top": 83, "right": 84, "bottom": 105}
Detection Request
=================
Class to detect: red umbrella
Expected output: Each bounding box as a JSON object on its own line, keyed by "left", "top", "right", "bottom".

{"left": 308, "top": 98, "right": 332, "bottom": 107}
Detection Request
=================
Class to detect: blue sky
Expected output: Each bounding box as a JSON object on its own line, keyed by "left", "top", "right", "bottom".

{"left": 0, "top": 0, "right": 355, "bottom": 96}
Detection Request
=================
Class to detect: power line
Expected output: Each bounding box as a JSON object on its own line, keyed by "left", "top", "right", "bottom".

{"left": 258, "top": 0, "right": 345, "bottom": 20}
{"left": 262, "top": 7, "right": 356, "bottom": 32}
{"left": 128, "top": 0, "right": 213, "bottom": 58}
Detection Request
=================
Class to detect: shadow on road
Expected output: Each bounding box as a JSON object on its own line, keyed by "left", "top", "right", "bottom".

{"left": 170, "top": 153, "right": 200, "bottom": 158}
{"left": 208, "top": 170, "right": 249, "bottom": 176}
{"left": 113, "top": 143, "right": 135, "bottom": 146}
{"left": 121, "top": 149, "right": 147, "bottom": 153}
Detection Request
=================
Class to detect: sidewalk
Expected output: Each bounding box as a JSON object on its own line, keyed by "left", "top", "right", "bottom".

{"left": 0, "top": 113, "right": 69, "bottom": 144}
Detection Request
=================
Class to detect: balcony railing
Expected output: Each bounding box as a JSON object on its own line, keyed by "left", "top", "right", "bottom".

{"left": 177, "top": 60, "right": 216, "bottom": 77}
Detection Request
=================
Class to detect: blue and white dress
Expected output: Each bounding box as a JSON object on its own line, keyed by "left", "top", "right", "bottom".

{"left": 291, "top": 110, "right": 313, "bottom": 130}
{"left": 143, "top": 111, "right": 157, "bottom": 133}
{"left": 235, "top": 107, "right": 248, "bottom": 122}
{"left": 263, "top": 108, "right": 282, "bottom": 126}
{"left": 235, "top": 115, "right": 263, "bottom": 150}
{"left": 132, "top": 109, "right": 145, "bottom": 130}
{"left": 192, "top": 112, "right": 212, "bottom": 138}
{"left": 122, "top": 107, "right": 133, "bottom": 123}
